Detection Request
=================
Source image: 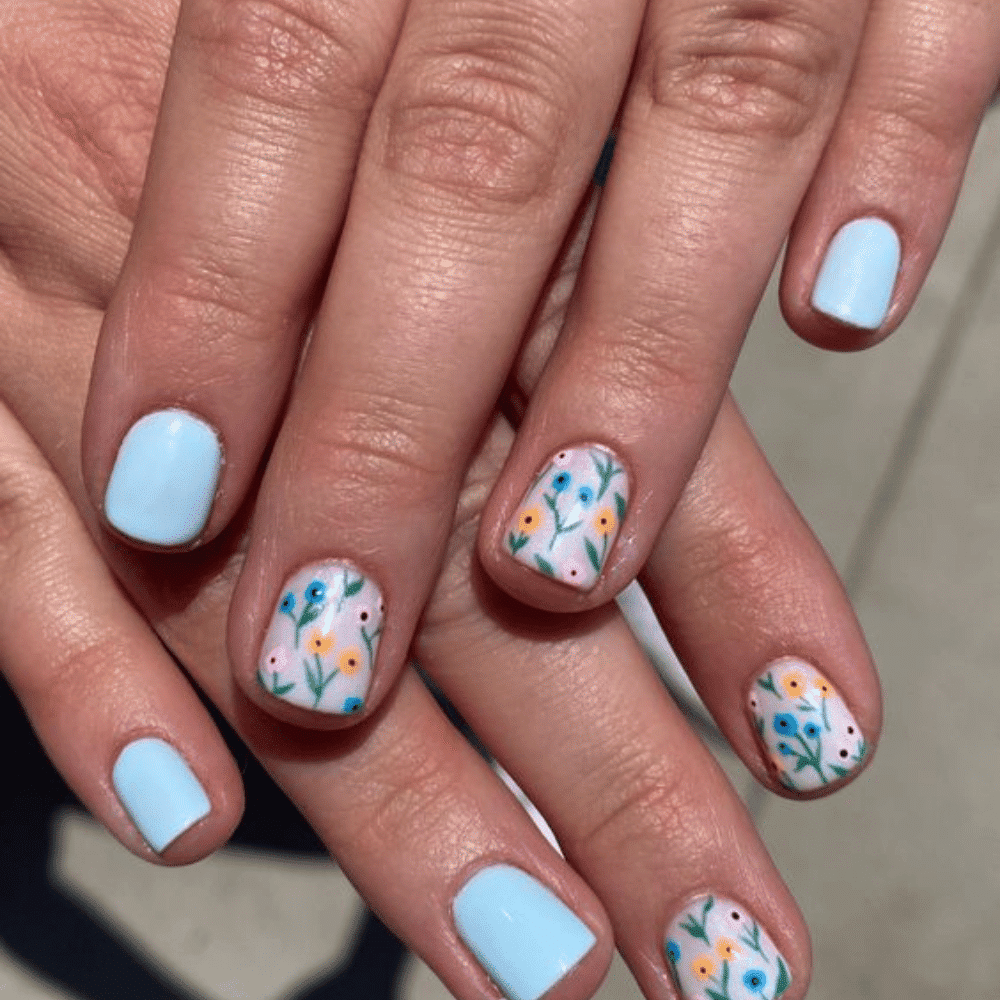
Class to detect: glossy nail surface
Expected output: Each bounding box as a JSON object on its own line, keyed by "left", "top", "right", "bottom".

{"left": 453, "top": 865, "right": 595, "bottom": 1000}
{"left": 749, "top": 658, "right": 867, "bottom": 792}
{"left": 112, "top": 738, "right": 211, "bottom": 852}
{"left": 104, "top": 409, "right": 221, "bottom": 546}
{"left": 665, "top": 895, "right": 791, "bottom": 1000}
{"left": 811, "top": 217, "right": 900, "bottom": 329}
{"left": 506, "top": 445, "right": 627, "bottom": 590}
{"left": 257, "top": 561, "right": 384, "bottom": 714}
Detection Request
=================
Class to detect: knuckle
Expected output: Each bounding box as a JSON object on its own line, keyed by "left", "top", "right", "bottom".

{"left": 382, "top": 23, "right": 577, "bottom": 207}
{"left": 190, "top": 0, "right": 381, "bottom": 113}
{"left": 574, "top": 741, "right": 694, "bottom": 856}
{"left": 643, "top": 1, "right": 844, "bottom": 141}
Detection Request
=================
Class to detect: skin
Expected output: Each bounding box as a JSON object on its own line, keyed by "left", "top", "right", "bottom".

{"left": 0, "top": 3, "right": 883, "bottom": 997}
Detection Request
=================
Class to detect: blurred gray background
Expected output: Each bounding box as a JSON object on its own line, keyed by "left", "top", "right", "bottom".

{"left": 2, "top": 107, "right": 998, "bottom": 1000}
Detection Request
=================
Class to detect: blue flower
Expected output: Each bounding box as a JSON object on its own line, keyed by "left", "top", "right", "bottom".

{"left": 280, "top": 592, "right": 295, "bottom": 613}
{"left": 743, "top": 969, "right": 767, "bottom": 992}
{"left": 305, "top": 580, "right": 327, "bottom": 604}
{"left": 665, "top": 939, "right": 681, "bottom": 963}
{"left": 777, "top": 741, "right": 796, "bottom": 756}
{"left": 803, "top": 721, "right": 820, "bottom": 739}
{"left": 773, "top": 713, "right": 798, "bottom": 738}
{"left": 343, "top": 697, "right": 364, "bottom": 714}
{"left": 552, "top": 471, "right": 572, "bottom": 492}
{"left": 577, "top": 485, "right": 594, "bottom": 506}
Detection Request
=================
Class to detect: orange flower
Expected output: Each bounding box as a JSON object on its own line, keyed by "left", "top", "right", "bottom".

{"left": 307, "top": 630, "right": 334, "bottom": 656}
{"left": 339, "top": 647, "right": 362, "bottom": 676}
{"left": 691, "top": 955, "right": 716, "bottom": 981}
{"left": 715, "top": 937, "right": 740, "bottom": 960}
{"left": 780, "top": 669, "right": 806, "bottom": 699}
{"left": 593, "top": 508, "right": 616, "bottom": 536}
{"left": 518, "top": 506, "right": 542, "bottom": 535}
{"left": 814, "top": 674, "right": 833, "bottom": 698}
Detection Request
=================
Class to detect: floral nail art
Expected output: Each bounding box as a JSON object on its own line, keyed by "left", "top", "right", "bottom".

{"left": 748, "top": 658, "right": 867, "bottom": 792}
{"left": 506, "top": 445, "right": 628, "bottom": 590}
{"left": 256, "top": 561, "right": 384, "bottom": 714}
{"left": 665, "top": 895, "right": 790, "bottom": 1000}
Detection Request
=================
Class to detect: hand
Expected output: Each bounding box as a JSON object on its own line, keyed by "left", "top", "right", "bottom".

{"left": 1, "top": 4, "right": 881, "bottom": 998}
{"left": 73, "top": 0, "right": 997, "bottom": 727}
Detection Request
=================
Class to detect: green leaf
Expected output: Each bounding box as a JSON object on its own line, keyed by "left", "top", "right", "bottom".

{"left": 754, "top": 716, "right": 765, "bottom": 739}
{"left": 705, "top": 989, "right": 728, "bottom": 1000}
{"left": 721, "top": 959, "right": 730, "bottom": 991}
{"left": 774, "top": 956, "right": 790, "bottom": 997}
{"left": 797, "top": 701, "right": 817, "bottom": 712}
{"left": 534, "top": 555, "right": 556, "bottom": 577}
{"left": 344, "top": 576, "right": 364, "bottom": 598}
{"left": 508, "top": 532, "right": 528, "bottom": 554}
{"left": 274, "top": 681, "right": 295, "bottom": 696}
{"left": 702, "top": 896, "right": 715, "bottom": 918}
{"left": 543, "top": 492, "right": 558, "bottom": 512}
{"left": 585, "top": 538, "right": 601, "bottom": 573}
{"left": 255, "top": 669, "right": 267, "bottom": 690}
{"left": 756, "top": 673, "right": 779, "bottom": 696}
{"left": 615, "top": 491, "right": 627, "bottom": 522}
{"left": 779, "top": 772, "right": 798, "bottom": 791}
{"left": 857, "top": 740, "right": 868, "bottom": 760}
{"left": 829, "top": 764, "right": 850, "bottom": 778}
{"left": 793, "top": 758, "right": 810, "bottom": 772}
{"left": 298, "top": 604, "right": 320, "bottom": 628}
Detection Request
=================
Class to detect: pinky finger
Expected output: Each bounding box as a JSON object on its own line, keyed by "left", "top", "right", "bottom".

{"left": 0, "top": 402, "right": 243, "bottom": 862}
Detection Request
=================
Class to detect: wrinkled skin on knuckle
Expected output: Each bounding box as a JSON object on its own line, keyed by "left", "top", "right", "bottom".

{"left": 188, "top": 0, "right": 384, "bottom": 114}
{"left": 381, "top": 8, "right": 582, "bottom": 209}
{"left": 641, "top": 0, "right": 848, "bottom": 142}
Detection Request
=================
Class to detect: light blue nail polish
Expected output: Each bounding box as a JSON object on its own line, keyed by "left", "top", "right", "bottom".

{"left": 104, "top": 409, "right": 221, "bottom": 546}
{"left": 811, "top": 217, "right": 901, "bottom": 330}
{"left": 112, "top": 738, "right": 211, "bottom": 852}
{"left": 453, "top": 865, "right": 596, "bottom": 1000}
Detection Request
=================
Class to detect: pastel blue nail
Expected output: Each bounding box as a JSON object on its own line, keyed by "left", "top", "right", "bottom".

{"left": 104, "top": 409, "right": 221, "bottom": 546}
{"left": 811, "top": 217, "right": 901, "bottom": 330}
{"left": 112, "top": 737, "right": 211, "bottom": 852}
{"left": 453, "top": 865, "right": 596, "bottom": 1000}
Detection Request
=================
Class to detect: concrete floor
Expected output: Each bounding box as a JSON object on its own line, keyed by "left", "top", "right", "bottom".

{"left": 2, "top": 109, "right": 999, "bottom": 1000}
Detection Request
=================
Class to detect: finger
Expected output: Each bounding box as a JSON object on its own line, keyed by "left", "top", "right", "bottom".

{"left": 0, "top": 401, "right": 242, "bottom": 861}
{"left": 82, "top": 0, "right": 404, "bottom": 548}
{"left": 780, "top": 0, "right": 1000, "bottom": 346}
{"left": 417, "top": 414, "right": 811, "bottom": 1000}
{"left": 479, "top": 0, "right": 872, "bottom": 609}
{"left": 641, "top": 395, "right": 880, "bottom": 796}
{"left": 227, "top": 0, "right": 644, "bottom": 722}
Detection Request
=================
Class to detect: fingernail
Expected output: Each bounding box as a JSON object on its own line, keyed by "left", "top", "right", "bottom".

{"left": 257, "top": 561, "right": 384, "bottom": 715}
{"left": 453, "top": 865, "right": 596, "bottom": 1000}
{"left": 112, "top": 737, "right": 211, "bottom": 852}
{"left": 748, "top": 658, "right": 867, "bottom": 792}
{"left": 505, "top": 445, "right": 628, "bottom": 590}
{"left": 665, "top": 895, "right": 791, "bottom": 1000}
{"left": 104, "top": 409, "right": 222, "bottom": 546}
{"left": 811, "top": 217, "right": 901, "bottom": 330}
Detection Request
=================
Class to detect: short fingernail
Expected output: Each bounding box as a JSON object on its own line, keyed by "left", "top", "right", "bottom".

{"left": 505, "top": 445, "right": 628, "bottom": 590}
{"left": 257, "top": 561, "right": 384, "bottom": 715}
{"left": 811, "top": 217, "right": 901, "bottom": 330}
{"left": 748, "top": 657, "right": 868, "bottom": 792}
{"left": 665, "top": 894, "right": 791, "bottom": 1000}
{"left": 104, "top": 409, "right": 222, "bottom": 546}
{"left": 112, "top": 737, "right": 211, "bottom": 853}
{"left": 453, "top": 864, "right": 596, "bottom": 1000}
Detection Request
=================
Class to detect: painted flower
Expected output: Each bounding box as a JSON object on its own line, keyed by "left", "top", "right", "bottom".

{"left": 714, "top": 937, "right": 740, "bottom": 960}
{"left": 593, "top": 508, "right": 616, "bottom": 536}
{"left": 339, "top": 647, "right": 362, "bottom": 675}
{"left": 552, "top": 471, "right": 572, "bottom": 492}
{"left": 776, "top": 741, "right": 796, "bottom": 756}
{"left": 343, "top": 697, "right": 364, "bottom": 713}
{"left": 560, "top": 558, "right": 587, "bottom": 584}
{"left": 691, "top": 955, "right": 716, "bottom": 981}
{"left": 307, "top": 629, "right": 334, "bottom": 655}
{"left": 743, "top": 969, "right": 767, "bottom": 992}
{"left": 305, "top": 579, "right": 327, "bottom": 604}
{"left": 814, "top": 674, "right": 833, "bottom": 698}
{"left": 517, "top": 506, "right": 542, "bottom": 535}
{"left": 724, "top": 906, "right": 746, "bottom": 930}
{"left": 264, "top": 647, "right": 289, "bottom": 671}
{"left": 577, "top": 485, "right": 594, "bottom": 506}
{"left": 665, "top": 939, "right": 681, "bottom": 963}
{"left": 280, "top": 592, "right": 296, "bottom": 613}
{"left": 780, "top": 669, "right": 806, "bottom": 699}
{"left": 773, "top": 713, "right": 798, "bottom": 738}
{"left": 803, "top": 721, "right": 820, "bottom": 739}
